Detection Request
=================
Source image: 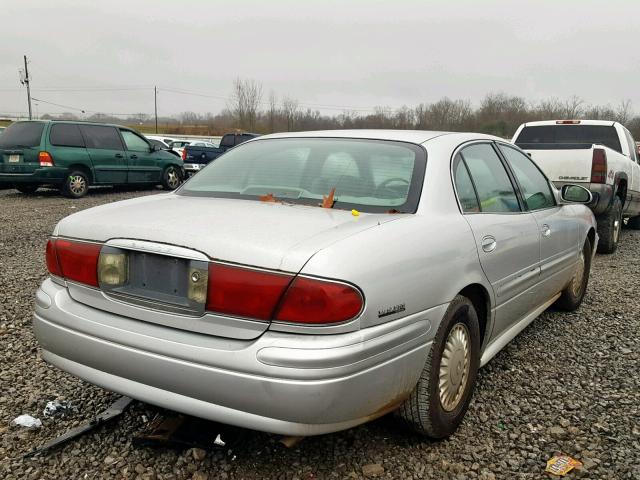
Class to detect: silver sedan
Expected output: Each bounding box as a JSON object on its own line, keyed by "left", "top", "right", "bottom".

{"left": 34, "top": 130, "right": 597, "bottom": 438}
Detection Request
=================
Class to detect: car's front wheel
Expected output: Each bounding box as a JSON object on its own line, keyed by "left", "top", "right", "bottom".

{"left": 555, "top": 239, "right": 592, "bottom": 311}
{"left": 61, "top": 170, "right": 89, "bottom": 198}
{"left": 161, "top": 165, "right": 182, "bottom": 190}
{"left": 396, "top": 294, "right": 480, "bottom": 438}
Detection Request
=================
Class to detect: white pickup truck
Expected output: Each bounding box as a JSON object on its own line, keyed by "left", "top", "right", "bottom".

{"left": 512, "top": 120, "right": 640, "bottom": 253}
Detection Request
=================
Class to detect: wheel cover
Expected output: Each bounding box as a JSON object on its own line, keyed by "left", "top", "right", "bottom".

{"left": 69, "top": 175, "right": 86, "bottom": 195}
{"left": 167, "top": 168, "right": 179, "bottom": 188}
{"left": 438, "top": 322, "right": 471, "bottom": 412}
{"left": 570, "top": 250, "right": 586, "bottom": 297}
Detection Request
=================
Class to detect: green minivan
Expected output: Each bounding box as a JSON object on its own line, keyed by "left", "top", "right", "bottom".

{"left": 0, "top": 121, "right": 184, "bottom": 198}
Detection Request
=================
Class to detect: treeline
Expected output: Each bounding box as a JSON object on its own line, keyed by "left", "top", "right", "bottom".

{"left": 37, "top": 78, "right": 640, "bottom": 139}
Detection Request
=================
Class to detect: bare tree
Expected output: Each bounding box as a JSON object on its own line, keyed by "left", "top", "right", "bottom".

{"left": 282, "top": 96, "right": 299, "bottom": 131}
{"left": 562, "top": 95, "right": 584, "bottom": 119}
{"left": 268, "top": 90, "right": 278, "bottom": 133}
{"left": 616, "top": 99, "right": 632, "bottom": 125}
{"left": 229, "top": 77, "right": 263, "bottom": 131}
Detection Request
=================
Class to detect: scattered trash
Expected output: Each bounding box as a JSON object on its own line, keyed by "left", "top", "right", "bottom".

{"left": 351, "top": 209, "right": 360, "bottom": 216}
{"left": 11, "top": 415, "right": 42, "bottom": 429}
{"left": 545, "top": 455, "right": 582, "bottom": 476}
{"left": 214, "top": 433, "right": 226, "bottom": 447}
{"left": 279, "top": 435, "right": 305, "bottom": 448}
{"left": 259, "top": 192, "right": 278, "bottom": 203}
{"left": 43, "top": 400, "right": 77, "bottom": 418}
{"left": 24, "top": 396, "right": 133, "bottom": 458}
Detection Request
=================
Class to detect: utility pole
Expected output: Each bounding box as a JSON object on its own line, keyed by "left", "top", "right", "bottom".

{"left": 154, "top": 86, "right": 158, "bottom": 133}
{"left": 23, "top": 55, "right": 32, "bottom": 120}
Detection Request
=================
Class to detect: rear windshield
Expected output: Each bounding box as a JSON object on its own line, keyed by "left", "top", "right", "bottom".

{"left": 178, "top": 138, "right": 426, "bottom": 213}
{"left": 0, "top": 122, "right": 45, "bottom": 148}
{"left": 515, "top": 125, "right": 622, "bottom": 152}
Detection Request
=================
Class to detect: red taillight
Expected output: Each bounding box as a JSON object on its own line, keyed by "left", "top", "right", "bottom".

{"left": 206, "top": 263, "right": 292, "bottom": 320}
{"left": 181, "top": 149, "right": 187, "bottom": 161}
{"left": 275, "top": 277, "right": 363, "bottom": 324}
{"left": 39, "top": 151, "right": 54, "bottom": 167}
{"left": 591, "top": 148, "right": 608, "bottom": 183}
{"left": 556, "top": 120, "right": 581, "bottom": 124}
{"left": 45, "top": 239, "right": 62, "bottom": 276}
{"left": 48, "top": 239, "right": 101, "bottom": 287}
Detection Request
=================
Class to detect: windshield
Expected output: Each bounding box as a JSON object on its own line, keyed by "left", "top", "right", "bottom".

{"left": 515, "top": 125, "right": 622, "bottom": 152}
{"left": 178, "top": 138, "right": 426, "bottom": 213}
{"left": 0, "top": 122, "right": 45, "bottom": 148}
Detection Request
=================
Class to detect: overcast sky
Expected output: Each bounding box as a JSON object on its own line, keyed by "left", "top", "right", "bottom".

{"left": 1, "top": 0, "right": 639, "bottom": 119}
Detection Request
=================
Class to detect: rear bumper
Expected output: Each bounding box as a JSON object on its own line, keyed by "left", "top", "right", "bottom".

{"left": 553, "top": 181, "right": 614, "bottom": 216}
{"left": 33, "top": 278, "right": 440, "bottom": 435}
{"left": 0, "top": 167, "right": 67, "bottom": 185}
{"left": 183, "top": 163, "right": 204, "bottom": 173}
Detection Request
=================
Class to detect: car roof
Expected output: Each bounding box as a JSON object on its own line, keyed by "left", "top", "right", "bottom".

{"left": 256, "top": 129, "right": 502, "bottom": 145}
{"left": 10, "top": 119, "right": 133, "bottom": 129}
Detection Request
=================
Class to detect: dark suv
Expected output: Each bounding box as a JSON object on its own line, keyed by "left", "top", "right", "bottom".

{"left": 0, "top": 121, "right": 184, "bottom": 198}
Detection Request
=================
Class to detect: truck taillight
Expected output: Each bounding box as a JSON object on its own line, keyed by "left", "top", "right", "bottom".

{"left": 39, "top": 151, "right": 54, "bottom": 167}
{"left": 46, "top": 238, "right": 101, "bottom": 287}
{"left": 181, "top": 149, "right": 186, "bottom": 161}
{"left": 591, "top": 148, "right": 607, "bottom": 183}
{"left": 556, "top": 120, "right": 581, "bottom": 125}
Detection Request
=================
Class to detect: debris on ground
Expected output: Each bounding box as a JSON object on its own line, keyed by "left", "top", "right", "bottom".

{"left": 545, "top": 455, "right": 582, "bottom": 476}
{"left": 43, "top": 400, "right": 78, "bottom": 418}
{"left": 279, "top": 435, "right": 305, "bottom": 448}
{"left": 362, "top": 463, "right": 385, "bottom": 477}
{"left": 11, "top": 415, "right": 42, "bottom": 429}
{"left": 23, "top": 396, "right": 133, "bottom": 457}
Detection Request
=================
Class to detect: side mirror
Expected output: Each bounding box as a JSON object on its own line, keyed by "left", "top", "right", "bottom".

{"left": 150, "top": 144, "right": 160, "bottom": 152}
{"left": 561, "top": 184, "right": 592, "bottom": 204}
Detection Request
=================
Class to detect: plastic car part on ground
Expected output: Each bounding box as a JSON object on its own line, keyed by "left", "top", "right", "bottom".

{"left": 11, "top": 415, "right": 42, "bottom": 429}
{"left": 545, "top": 455, "right": 583, "bottom": 476}
{"left": 43, "top": 400, "right": 78, "bottom": 418}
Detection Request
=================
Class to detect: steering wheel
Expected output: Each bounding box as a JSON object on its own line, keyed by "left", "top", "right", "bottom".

{"left": 378, "top": 177, "right": 410, "bottom": 189}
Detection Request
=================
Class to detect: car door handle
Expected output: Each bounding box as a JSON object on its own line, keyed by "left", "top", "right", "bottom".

{"left": 130, "top": 154, "right": 138, "bottom": 159}
{"left": 115, "top": 153, "right": 123, "bottom": 158}
{"left": 481, "top": 235, "right": 497, "bottom": 253}
{"left": 541, "top": 224, "right": 551, "bottom": 237}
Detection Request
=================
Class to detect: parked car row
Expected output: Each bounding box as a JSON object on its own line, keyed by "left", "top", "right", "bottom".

{"left": 34, "top": 128, "right": 600, "bottom": 440}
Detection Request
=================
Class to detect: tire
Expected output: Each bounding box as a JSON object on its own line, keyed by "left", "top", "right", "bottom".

{"left": 15, "top": 184, "right": 39, "bottom": 194}
{"left": 555, "top": 239, "right": 592, "bottom": 311}
{"left": 161, "top": 165, "right": 182, "bottom": 190}
{"left": 395, "top": 295, "right": 480, "bottom": 438}
{"left": 596, "top": 196, "right": 622, "bottom": 254}
{"left": 627, "top": 215, "right": 640, "bottom": 230}
{"left": 61, "top": 170, "right": 89, "bottom": 198}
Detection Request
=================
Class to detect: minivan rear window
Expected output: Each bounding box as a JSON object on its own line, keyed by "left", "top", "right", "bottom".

{"left": 515, "top": 125, "right": 622, "bottom": 153}
{"left": 50, "top": 124, "right": 85, "bottom": 148}
{"left": 0, "top": 122, "right": 44, "bottom": 148}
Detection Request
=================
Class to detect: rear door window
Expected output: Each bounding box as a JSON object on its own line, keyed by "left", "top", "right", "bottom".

{"left": 220, "top": 135, "right": 235, "bottom": 148}
{"left": 461, "top": 143, "right": 520, "bottom": 213}
{"left": 49, "top": 124, "right": 85, "bottom": 148}
{"left": 453, "top": 153, "right": 480, "bottom": 213}
{"left": 80, "top": 125, "right": 124, "bottom": 150}
{"left": 0, "top": 122, "right": 44, "bottom": 148}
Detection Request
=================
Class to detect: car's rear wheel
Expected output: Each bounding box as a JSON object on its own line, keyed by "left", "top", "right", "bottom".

{"left": 395, "top": 294, "right": 480, "bottom": 438}
{"left": 555, "top": 239, "right": 592, "bottom": 311}
{"left": 62, "top": 170, "right": 90, "bottom": 198}
{"left": 15, "top": 184, "right": 39, "bottom": 194}
{"left": 596, "top": 196, "right": 622, "bottom": 254}
{"left": 161, "top": 165, "right": 182, "bottom": 190}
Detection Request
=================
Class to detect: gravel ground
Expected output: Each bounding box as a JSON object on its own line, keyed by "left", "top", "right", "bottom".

{"left": 0, "top": 187, "right": 638, "bottom": 480}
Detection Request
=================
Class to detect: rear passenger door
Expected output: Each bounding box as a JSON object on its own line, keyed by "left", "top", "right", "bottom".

{"left": 120, "top": 129, "right": 162, "bottom": 183}
{"left": 79, "top": 125, "right": 127, "bottom": 184}
{"left": 453, "top": 142, "right": 541, "bottom": 338}
{"left": 497, "top": 143, "right": 579, "bottom": 298}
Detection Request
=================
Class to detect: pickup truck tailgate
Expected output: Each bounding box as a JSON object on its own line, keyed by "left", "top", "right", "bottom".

{"left": 523, "top": 148, "right": 593, "bottom": 183}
